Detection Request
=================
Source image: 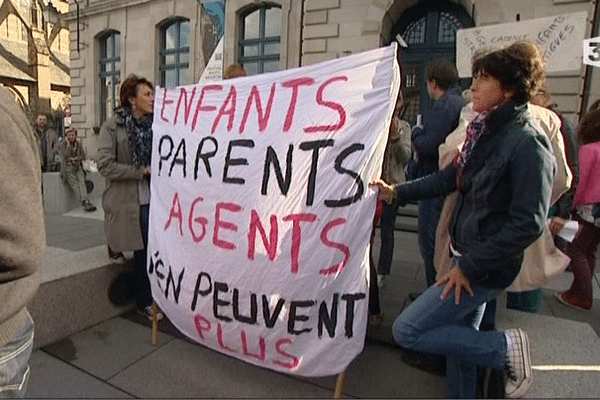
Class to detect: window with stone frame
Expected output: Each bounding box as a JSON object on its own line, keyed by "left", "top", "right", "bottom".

{"left": 99, "top": 31, "right": 120, "bottom": 125}
{"left": 159, "top": 18, "right": 190, "bottom": 88}
{"left": 238, "top": 4, "right": 281, "bottom": 75}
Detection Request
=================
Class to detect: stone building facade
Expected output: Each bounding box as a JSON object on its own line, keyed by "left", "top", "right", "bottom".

{"left": 0, "top": 0, "right": 71, "bottom": 121}
{"left": 66, "top": 0, "right": 599, "bottom": 158}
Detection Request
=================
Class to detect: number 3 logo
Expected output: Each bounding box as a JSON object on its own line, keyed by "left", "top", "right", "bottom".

{"left": 583, "top": 37, "right": 600, "bottom": 67}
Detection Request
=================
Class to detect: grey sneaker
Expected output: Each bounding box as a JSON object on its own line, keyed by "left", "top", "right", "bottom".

{"left": 504, "top": 328, "right": 532, "bottom": 398}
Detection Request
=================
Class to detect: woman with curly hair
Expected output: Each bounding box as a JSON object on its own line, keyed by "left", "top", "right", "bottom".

{"left": 374, "top": 42, "right": 555, "bottom": 398}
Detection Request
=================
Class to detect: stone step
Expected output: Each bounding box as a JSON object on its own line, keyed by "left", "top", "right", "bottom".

{"left": 42, "top": 171, "right": 104, "bottom": 215}
{"left": 28, "top": 262, "right": 133, "bottom": 349}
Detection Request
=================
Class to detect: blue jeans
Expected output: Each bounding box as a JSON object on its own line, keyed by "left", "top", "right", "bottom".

{"left": 0, "top": 312, "right": 34, "bottom": 398}
{"left": 418, "top": 197, "right": 443, "bottom": 287}
{"left": 392, "top": 284, "right": 506, "bottom": 398}
{"left": 133, "top": 204, "right": 152, "bottom": 309}
{"left": 377, "top": 202, "right": 400, "bottom": 276}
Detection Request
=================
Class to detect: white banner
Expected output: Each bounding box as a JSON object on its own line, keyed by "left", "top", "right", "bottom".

{"left": 148, "top": 44, "right": 400, "bottom": 376}
{"left": 457, "top": 12, "right": 588, "bottom": 77}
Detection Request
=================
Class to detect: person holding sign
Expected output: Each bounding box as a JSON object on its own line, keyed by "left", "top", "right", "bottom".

{"left": 98, "top": 74, "right": 162, "bottom": 320}
{"left": 374, "top": 42, "right": 555, "bottom": 398}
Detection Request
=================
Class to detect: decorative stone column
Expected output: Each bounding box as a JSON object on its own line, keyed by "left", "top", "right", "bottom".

{"left": 29, "top": 27, "right": 52, "bottom": 114}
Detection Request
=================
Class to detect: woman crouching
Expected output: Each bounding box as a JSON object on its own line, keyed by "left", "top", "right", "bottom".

{"left": 373, "top": 42, "right": 555, "bottom": 398}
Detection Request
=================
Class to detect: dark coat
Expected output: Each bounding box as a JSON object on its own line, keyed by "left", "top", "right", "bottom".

{"left": 411, "top": 86, "right": 467, "bottom": 178}
{"left": 395, "top": 102, "right": 556, "bottom": 289}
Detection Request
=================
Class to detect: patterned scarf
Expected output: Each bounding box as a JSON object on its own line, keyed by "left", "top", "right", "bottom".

{"left": 118, "top": 107, "right": 153, "bottom": 167}
{"left": 454, "top": 110, "right": 490, "bottom": 186}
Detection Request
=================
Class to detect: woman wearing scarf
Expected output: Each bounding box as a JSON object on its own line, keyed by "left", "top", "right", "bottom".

{"left": 373, "top": 42, "right": 555, "bottom": 398}
{"left": 98, "top": 74, "right": 161, "bottom": 320}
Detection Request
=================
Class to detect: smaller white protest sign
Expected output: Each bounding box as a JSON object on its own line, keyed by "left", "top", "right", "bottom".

{"left": 583, "top": 36, "right": 600, "bottom": 68}
{"left": 457, "top": 12, "right": 588, "bottom": 77}
{"left": 199, "top": 37, "right": 224, "bottom": 82}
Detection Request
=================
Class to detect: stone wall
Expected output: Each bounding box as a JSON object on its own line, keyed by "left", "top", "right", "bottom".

{"left": 67, "top": 0, "right": 205, "bottom": 159}
{"left": 67, "top": 0, "right": 599, "bottom": 159}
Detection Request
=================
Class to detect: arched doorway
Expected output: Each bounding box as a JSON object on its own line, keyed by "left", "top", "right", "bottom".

{"left": 4, "top": 85, "right": 28, "bottom": 113}
{"left": 390, "top": 0, "right": 474, "bottom": 126}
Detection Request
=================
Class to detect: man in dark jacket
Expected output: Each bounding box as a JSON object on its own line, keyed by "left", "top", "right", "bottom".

{"left": 411, "top": 59, "right": 466, "bottom": 287}
{"left": 34, "top": 113, "right": 60, "bottom": 172}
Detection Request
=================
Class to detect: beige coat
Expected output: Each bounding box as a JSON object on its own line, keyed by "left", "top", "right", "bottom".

{"left": 382, "top": 117, "right": 412, "bottom": 184}
{"left": 97, "top": 114, "right": 147, "bottom": 252}
{"left": 0, "top": 87, "right": 43, "bottom": 346}
{"left": 434, "top": 104, "right": 571, "bottom": 287}
{"left": 59, "top": 139, "right": 86, "bottom": 180}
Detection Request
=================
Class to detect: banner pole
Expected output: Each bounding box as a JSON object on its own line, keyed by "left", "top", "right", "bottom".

{"left": 333, "top": 370, "right": 346, "bottom": 399}
{"left": 152, "top": 302, "right": 159, "bottom": 346}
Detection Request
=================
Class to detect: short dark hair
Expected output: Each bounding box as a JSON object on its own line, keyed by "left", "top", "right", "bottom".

{"left": 588, "top": 99, "right": 600, "bottom": 113}
{"left": 427, "top": 59, "right": 459, "bottom": 91}
{"left": 472, "top": 42, "right": 545, "bottom": 104}
{"left": 119, "top": 74, "right": 153, "bottom": 109}
{"left": 577, "top": 109, "right": 600, "bottom": 145}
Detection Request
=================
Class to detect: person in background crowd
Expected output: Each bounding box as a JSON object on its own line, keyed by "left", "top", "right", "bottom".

{"left": 98, "top": 74, "right": 162, "bottom": 320}
{"left": 34, "top": 113, "right": 60, "bottom": 172}
{"left": 505, "top": 84, "right": 576, "bottom": 313}
{"left": 223, "top": 64, "right": 246, "bottom": 79}
{"left": 553, "top": 108, "right": 600, "bottom": 310}
{"left": 63, "top": 107, "right": 72, "bottom": 130}
{"left": 60, "top": 127, "right": 97, "bottom": 212}
{"left": 0, "top": 86, "right": 45, "bottom": 398}
{"left": 409, "top": 59, "right": 467, "bottom": 289}
{"left": 376, "top": 95, "right": 412, "bottom": 288}
{"left": 368, "top": 97, "right": 412, "bottom": 325}
{"left": 374, "top": 41, "right": 555, "bottom": 398}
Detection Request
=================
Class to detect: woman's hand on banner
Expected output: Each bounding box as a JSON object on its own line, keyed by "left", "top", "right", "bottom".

{"left": 370, "top": 179, "right": 395, "bottom": 204}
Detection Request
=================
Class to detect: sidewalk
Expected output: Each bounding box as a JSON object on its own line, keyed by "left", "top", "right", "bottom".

{"left": 24, "top": 203, "right": 600, "bottom": 398}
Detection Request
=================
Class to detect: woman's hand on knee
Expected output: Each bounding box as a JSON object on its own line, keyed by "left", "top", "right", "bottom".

{"left": 435, "top": 266, "right": 473, "bottom": 305}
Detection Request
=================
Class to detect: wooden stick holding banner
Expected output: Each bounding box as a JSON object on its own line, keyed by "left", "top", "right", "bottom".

{"left": 152, "top": 302, "right": 159, "bottom": 346}
{"left": 333, "top": 370, "right": 346, "bottom": 399}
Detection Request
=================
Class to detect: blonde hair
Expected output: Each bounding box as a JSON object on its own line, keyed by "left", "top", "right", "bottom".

{"left": 223, "top": 64, "right": 246, "bottom": 79}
